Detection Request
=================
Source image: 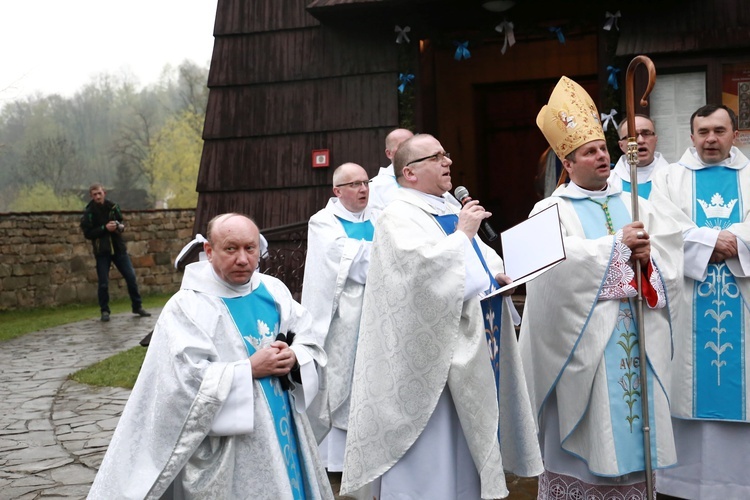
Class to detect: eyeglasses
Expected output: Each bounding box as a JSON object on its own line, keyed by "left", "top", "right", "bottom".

{"left": 619, "top": 130, "right": 656, "bottom": 141}
{"left": 335, "top": 180, "right": 372, "bottom": 189}
{"left": 406, "top": 151, "right": 451, "bottom": 167}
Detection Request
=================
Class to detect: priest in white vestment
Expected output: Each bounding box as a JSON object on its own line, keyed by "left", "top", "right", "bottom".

{"left": 521, "top": 76, "right": 684, "bottom": 500}
{"left": 302, "top": 163, "right": 379, "bottom": 473}
{"left": 610, "top": 114, "right": 670, "bottom": 200}
{"left": 651, "top": 104, "right": 750, "bottom": 500}
{"left": 88, "top": 213, "right": 333, "bottom": 500}
{"left": 369, "top": 128, "right": 413, "bottom": 211}
{"left": 341, "top": 134, "right": 543, "bottom": 500}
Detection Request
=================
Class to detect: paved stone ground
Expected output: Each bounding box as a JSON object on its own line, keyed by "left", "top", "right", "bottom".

{"left": 0, "top": 309, "right": 538, "bottom": 499}
{"left": 0, "top": 311, "right": 158, "bottom": 499}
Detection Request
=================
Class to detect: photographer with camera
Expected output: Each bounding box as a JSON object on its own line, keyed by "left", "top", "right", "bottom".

{"left": 81, "top": 183, "right": 151, "bottom": 322}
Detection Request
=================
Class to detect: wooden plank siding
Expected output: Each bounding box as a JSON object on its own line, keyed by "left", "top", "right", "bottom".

{"left": 203, "top": 74, "right": 396, "bottom": 138}
{"left": 198, "top": 129, "right": 389, "bottom": 191}
{"left": 194, "top": 0, "right": 400, "bottom": 234}
{"left": 208, "top": 27, "right": 396, "bottom": 87}
{"left": 193, "top": 186, "right": 332, "bottom": 232}
{"left": 616, "top": 0, "right": 750, "bottom": 56}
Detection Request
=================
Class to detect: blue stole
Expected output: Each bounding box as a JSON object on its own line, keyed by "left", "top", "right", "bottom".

{"left": 222, "top": 283, "right": 307, "bottom": 500}
{"left": 335, "top": 216, "right": 374, "bottom": 241}
{"left": 433, "top": 214, "right": 503, "bottom": 431}
{"left": 572, "top": 195, "right": 658, "bottom": 473}
{"left": 692, "top": 167, "right": 745, "bottom": 420}
{"left": 621, "top": 179, "right": 652, "bottom": 199}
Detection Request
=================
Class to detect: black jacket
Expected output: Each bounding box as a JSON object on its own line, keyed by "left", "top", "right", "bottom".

{"left": 80, "top": 199, "right": 128, "bottom": 256}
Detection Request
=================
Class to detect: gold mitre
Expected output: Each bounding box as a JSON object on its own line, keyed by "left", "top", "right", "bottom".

{"left": 536, "top": 76, "right": 605, "bottom": 161}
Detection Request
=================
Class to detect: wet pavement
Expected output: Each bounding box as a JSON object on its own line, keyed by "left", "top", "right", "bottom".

{"left": 0, "top": 311, "right": 157, "bottom": 499}
{"left": 0, "top": 310, "right": 538, "bottom": 499}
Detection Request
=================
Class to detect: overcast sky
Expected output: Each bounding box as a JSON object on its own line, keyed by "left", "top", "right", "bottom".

{"left": 0, "top": 0, "right": 218, "bottom": 103}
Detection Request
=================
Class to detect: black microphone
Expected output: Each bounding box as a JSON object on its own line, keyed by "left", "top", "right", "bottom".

{"left": 454, "top": 186, "right": 498, "bottom": 242}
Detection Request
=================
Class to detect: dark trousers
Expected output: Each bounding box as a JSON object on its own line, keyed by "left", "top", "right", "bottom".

{"left": 95, "top": 252, "right": 143, "bottom": 313}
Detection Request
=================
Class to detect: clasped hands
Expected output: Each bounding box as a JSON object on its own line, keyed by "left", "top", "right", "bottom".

{"left": 250, "top": 340, "right": 297, "bottom": 378}
{"left": 710, "top": 230, "right": 738, "bottom": 263}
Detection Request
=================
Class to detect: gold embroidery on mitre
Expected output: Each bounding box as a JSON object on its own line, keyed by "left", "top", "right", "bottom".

{"left": 537, "top": 76, "right": 605, "bottom": 161}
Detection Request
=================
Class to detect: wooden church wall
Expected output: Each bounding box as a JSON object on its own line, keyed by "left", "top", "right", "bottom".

{"left": 194, "top": 0, "right": 399, "bottom": 234}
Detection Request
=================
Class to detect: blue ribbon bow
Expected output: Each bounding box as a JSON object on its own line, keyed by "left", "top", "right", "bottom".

{"left": 549, "top": 26, "right": 565, "bottom": 44}
{"left": 607, "top": 66, "right": 621, "bottom": 90}
{"left": 453, "top": 41, "right": 471, "bottom": 61}
{"left": 398, "top": 73, "right": 414, "bottom": 93}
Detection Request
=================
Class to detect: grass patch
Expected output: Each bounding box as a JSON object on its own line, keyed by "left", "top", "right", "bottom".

{"left": 69, "top": 346, "right": 148, "bottom": 389}
{"left": 0, "top": 293, "right": 171, "bottom": 342}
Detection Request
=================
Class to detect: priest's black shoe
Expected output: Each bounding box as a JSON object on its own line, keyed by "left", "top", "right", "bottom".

{"left": 101, "top": 312, "right": 110, "bottom": 322}
{"left": 133, "top": 308, "right": 151, "bottom": 317}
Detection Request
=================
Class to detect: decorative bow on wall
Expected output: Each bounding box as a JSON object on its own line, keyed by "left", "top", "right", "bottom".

{"left": 600, "top": 109, "right": 619, "bottom": 132}
{"left": 398, "top": 73, "right": 414, "bottom": 93}
{"left": 603, "top": 11, "right": 621, "bottom": 31}
{"left": 495, "top": 21, "right": 516, "bottom": 55}
{"left": 395, "top": 25, "right": 411, "bottom": 44}
{"left": 548, "top": 26, "right": 565, "bottom": 44}
{"left": 607, "top": 66, "right": 621, "bottom": 90}
{"left": 453, "top": 41, "right": 471, "bottom": 60}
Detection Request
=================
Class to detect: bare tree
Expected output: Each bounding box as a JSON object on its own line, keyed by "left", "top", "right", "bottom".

{"left": 20, "top": 135, "right": 81, "bottom": 195}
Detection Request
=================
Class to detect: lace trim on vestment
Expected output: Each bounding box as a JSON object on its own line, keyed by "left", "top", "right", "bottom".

{"left": 600, "top": 230, "right": 636, "bottom": 301}
{"left": 538, "top": 470, "right": 653, "bottom": 500}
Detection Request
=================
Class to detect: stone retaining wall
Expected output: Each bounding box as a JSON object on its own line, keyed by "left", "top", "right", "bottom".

{"left": 0, "top": 209, "right": 195, "bottom": 311}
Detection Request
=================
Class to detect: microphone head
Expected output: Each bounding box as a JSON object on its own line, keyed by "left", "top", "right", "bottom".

{"left": 454, "top": 185, "right": 469, "bottom": 201}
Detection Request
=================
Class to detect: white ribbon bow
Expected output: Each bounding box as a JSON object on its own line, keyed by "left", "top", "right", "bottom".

{"left": 603, "top": 11, "right": 621, "bottom": 31}
{"left": 395, "top": 25, "right": 411, "bottom": 44}
{"left": 494, "top": 21, "right": 516, "bottom": 55}
{"left": 600, "top": 109, "right": 619, "bottom": 132}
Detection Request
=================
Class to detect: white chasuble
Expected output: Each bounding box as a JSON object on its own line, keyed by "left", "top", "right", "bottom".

{"left": 341, "top": 189, "right": 541, "bottom": 500}
{"left": 302, "top": 198, "right": 377, "bottom": 472}
{"left": 88, "top": 263, "right": 333, "bottom": 500}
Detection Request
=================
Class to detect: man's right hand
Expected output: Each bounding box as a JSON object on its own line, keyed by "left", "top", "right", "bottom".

{"left": 710, "top": 230, "right": 738, "bottom": 262}
{"left": 457, "top": 199, "right": 492, "bottom": 240}
{"left": 105, "top": 221, "right": 118, "bottom": 232}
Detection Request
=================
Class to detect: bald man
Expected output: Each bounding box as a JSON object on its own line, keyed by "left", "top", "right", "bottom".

{"left": 302, "top": 163, "right": 379, "bottom": 476}
{"left": 90, "top": 214, "right": 333, "bottom": 499}
{"left": 370, "top": 128, "right": 462, "bottom": 212}
{"left": 342, "top": 135, "right": 542, "bottom": 499}
{"left": 369, "top": 128, "right": 414, "bottom": 210}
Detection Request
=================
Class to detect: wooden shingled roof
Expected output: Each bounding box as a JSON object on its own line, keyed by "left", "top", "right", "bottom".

{"left": 193, "top": 0, "right": 399, "bottom": 236}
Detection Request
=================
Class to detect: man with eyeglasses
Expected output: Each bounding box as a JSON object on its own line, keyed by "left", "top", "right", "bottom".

{"left": 651, "top": 104, "right": 750, "bottom": 500}
{"left": 370, "top": 128, "right": 463, "bottom": 211}
{"left": 610, "top": 115, "right": 669, "bottom": 199}
{"left": 302, "top": 162, "right": 379, "bottom": 483}
{"left": 341, "top": 134, "right": 542, "bottom": 499}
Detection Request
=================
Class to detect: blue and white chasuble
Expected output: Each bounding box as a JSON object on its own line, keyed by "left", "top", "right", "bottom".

{"left": 692, "top": 167, "right": 745, "bottom": 420}
{"left": 433, "top": 214, "right": 504, "bottom": 430}
{"left": 571, "top": 195, "right": 659, "bottom": 473}
{"left": 223, "top": 284, "right": 307, "bottom": 500}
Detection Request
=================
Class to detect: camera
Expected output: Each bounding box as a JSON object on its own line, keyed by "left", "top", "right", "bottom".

{"left": 116, "top": 222, "right": 125, "bottom": 232}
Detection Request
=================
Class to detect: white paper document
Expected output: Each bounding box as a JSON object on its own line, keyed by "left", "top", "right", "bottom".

{"left": 488, "top": 204, "right": 566, "bottom": 295}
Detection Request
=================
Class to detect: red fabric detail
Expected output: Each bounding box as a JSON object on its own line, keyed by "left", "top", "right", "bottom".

{"left": 629, "top": 261, "right": 658, "bottom": 307}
